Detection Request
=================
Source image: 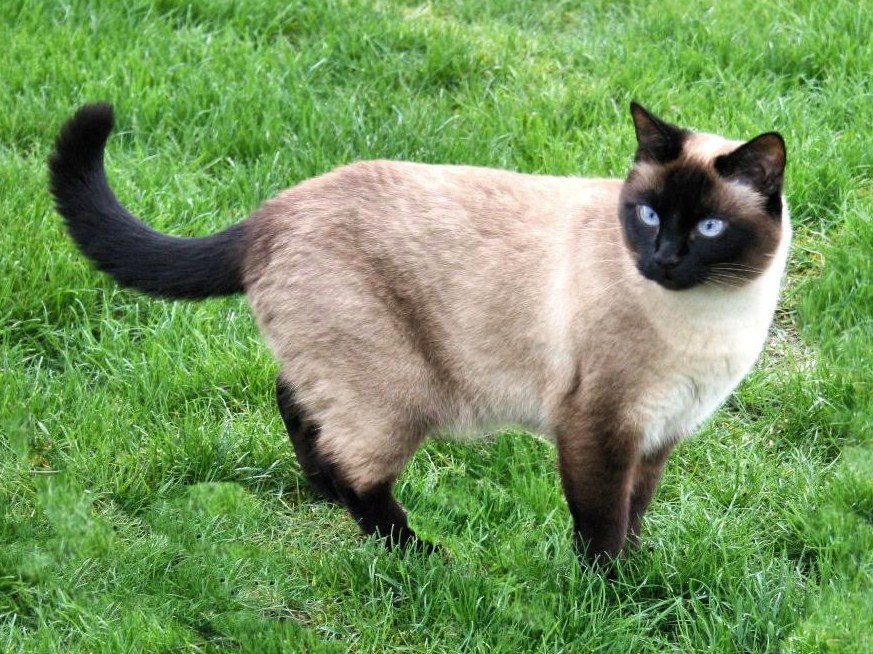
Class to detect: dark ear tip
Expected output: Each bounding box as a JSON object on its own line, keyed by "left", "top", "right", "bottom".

{"left": 761, "top": 131, "right": 785, "bottom": 145}
{"left": 758, "top": 131, "right": 787, "bottom": 162}
{"left": 773, "top": 132, "right": 786, "bottom": 154}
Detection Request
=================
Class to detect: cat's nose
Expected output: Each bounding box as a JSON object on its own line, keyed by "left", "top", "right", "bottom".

{"left": 653, "top": 237, "right": 682, "bottom": 270}
{"left": 653, "top": 251, "right": 680, "bottom": 269}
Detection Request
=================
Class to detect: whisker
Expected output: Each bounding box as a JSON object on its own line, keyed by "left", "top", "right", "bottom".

{"left": 711, "top": 264, "right": 765, "bottom": 275}
{"left": 588, "top": 258, "right": 634, "bottom": 264}
{"left": 713, "top": 262, "right": 762, "bottom": 269}
{"left": 587, "top": 277, "right": 627, "bottom": 303}
{"left": 703, "top": 273, "right": 747, "bottom": 289}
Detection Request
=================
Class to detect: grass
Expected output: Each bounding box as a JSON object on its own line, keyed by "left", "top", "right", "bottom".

{"left": 2, "top": 0, "right": 871, "bottom": 651}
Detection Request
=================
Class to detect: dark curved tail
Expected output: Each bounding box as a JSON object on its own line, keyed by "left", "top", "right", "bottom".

{"left": 49, "top": 103, "right": 247, "bottom": 299}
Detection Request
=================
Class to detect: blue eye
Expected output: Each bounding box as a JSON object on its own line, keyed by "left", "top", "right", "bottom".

{"left": 637, "top": 204, "right": 660, "bottom": 227}
{"left": 697, "top": 217, "right": 726, "bottom": 238}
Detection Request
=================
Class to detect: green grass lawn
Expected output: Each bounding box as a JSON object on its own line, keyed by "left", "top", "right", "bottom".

{"left": 2, "top": 0, "right": 871, "bottom": 651}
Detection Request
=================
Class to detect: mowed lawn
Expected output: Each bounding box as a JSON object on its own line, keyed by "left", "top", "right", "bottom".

{"left": 2, "top": 0, "right": 871, "bottom": 651}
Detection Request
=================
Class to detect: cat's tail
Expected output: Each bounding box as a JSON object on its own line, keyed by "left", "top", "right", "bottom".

{"left": 48, "top": 103, "right": 247, "bottom": 299}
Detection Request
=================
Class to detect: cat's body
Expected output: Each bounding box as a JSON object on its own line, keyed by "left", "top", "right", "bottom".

{"left": 49, "top": 103, "right": 790, "bottom": 562}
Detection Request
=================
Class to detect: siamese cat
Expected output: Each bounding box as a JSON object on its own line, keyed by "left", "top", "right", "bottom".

{"left": 49, "top": 102, "right": 790, "bottom": 562}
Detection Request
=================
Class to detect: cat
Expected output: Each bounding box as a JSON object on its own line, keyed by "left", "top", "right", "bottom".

{"left": 49, "top": 102, "right": 790, "bottom": 562}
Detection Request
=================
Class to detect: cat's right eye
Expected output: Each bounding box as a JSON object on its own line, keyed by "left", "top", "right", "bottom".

{"left": 637, "top": 204, "right": 660, "bottom": 227}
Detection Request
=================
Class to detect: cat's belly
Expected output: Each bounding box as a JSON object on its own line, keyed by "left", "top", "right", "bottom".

{"left": 433, "top": 385, "right": 552, "bottom": 440}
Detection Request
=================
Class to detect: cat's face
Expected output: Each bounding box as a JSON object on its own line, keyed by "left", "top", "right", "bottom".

{"left": 618, "top": 103, "right": 786, "bottom": 291}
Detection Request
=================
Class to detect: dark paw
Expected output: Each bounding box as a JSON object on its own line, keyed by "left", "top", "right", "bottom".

{"left": 377, "top": 526, "right": 437, "bottom": 553}
{"left": 412, "top": 537, "right": 448, "bottom": 559}
{"left": 574, "top": 534, "right": 623, "bottom": 577}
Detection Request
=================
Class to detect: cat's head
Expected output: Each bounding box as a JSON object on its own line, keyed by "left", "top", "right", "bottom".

{"left": 618, "top": 103, "right": 787, "bottom": 291}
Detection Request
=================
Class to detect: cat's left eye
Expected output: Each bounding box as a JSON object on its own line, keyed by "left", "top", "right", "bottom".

{"left": 637, "top": 204, "right": 660, "bottom": 227}
{"left": 697, "top": 217, "right": 726, "bottom": 238}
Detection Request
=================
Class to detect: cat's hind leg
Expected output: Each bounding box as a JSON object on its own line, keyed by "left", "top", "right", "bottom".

{"left": 278, "top": 374, "right": 432, "bottom": 550}
{"left": 276, "top": 374, "right": 341, "bottom": 503}
{"left": 315, "top": 412, "right": 434, "bottom": 552}
{"left": 336, "top": 477, "right": 432, "bottom": 551}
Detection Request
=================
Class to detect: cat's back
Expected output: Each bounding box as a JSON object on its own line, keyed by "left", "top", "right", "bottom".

{"left": 244, "top": 159, "right": 624, "bottom": 294}
{"left": 260, "top": 159, "right": 622, "bottom": 234}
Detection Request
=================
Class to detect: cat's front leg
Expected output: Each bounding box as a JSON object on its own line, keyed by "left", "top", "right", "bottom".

{"left": 555, "top": 415, "right": 639, "bottom": 563}
{"left": 627, "top": 444, "right": 673, "bottom": 548}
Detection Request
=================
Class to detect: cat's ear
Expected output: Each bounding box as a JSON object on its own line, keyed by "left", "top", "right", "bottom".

{"left": 714, "top": 132, "right": 786, "bottom": 197}
{"left": 630, "top": 102, "right": 686, "bottom": 164}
